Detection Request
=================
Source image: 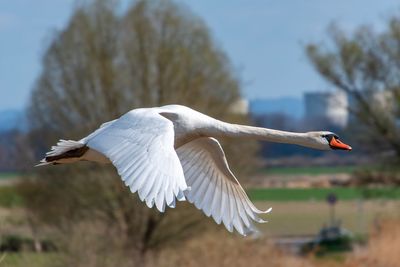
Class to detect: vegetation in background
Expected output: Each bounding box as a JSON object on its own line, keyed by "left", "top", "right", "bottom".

{"left": 345, "top": 219, "right": 400, "bottom": 267}
{"left": 0, "top": 186, "right": 22, "bottom": 208}
{"left": 3, "top": 184, "right": 400, "bottom": 209}
{"left": 261, "top": 166, "right": 358, "bottom": 176}
{"left": 248, "top": 187, "right": 400, "bottom": 201}
{"left": 0, "top": 173, "right": 19, "bottom": 180}
{"left": 18, "top": 0, "right": 258, "bottom": 265}
{"left": 352, "top": 165, "right": 400, "bottom": 186}
{"left": 0, "top": 253, "right": 61, "bottom": 267}
{"left": 3, "top": 219, "right": 400, "bottom": 267}
{"left": 147, "top": 231, "right": 316, "bottom": 267}
{"left": 3, "top": 1, "right": 400, "bottom": 266}
{"left": 306, "top": 19, "right": 400, "bottom": 163}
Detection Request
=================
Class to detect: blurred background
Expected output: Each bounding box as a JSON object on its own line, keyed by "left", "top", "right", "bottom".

{"left": 1, "top": 0, "right": 400, "bottom": 266}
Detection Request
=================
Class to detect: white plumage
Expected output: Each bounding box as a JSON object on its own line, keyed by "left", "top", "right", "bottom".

{"left": 83, "top": 109, "right": 187, "bottom": 212}
{"left": 177, "top": 137, "right": 271, "bottom": 235}
{"left": 38, "top": 104, "right": 351, "bottom": 236}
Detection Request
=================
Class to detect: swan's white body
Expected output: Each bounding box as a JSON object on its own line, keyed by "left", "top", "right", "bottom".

{"left": 38, "top": 104, "right": 351, "bottom": 236}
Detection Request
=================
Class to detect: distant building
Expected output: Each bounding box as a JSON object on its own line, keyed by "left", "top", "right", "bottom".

{"left": 347, "top": 90, "right": 394, "bottom": 123}
{"left": 304, "top": 91, "right": 348, "bottom": 128}
{"left": 229, "top": 99, "right": 249, "bottom": 115}
{"left": 249, "top": 97, "right": 304, "bottom": 118}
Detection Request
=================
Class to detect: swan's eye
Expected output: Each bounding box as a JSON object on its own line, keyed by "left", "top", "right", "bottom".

{"left": 322, "top": 134, "right": 334, "bottom": 142}
{"left": 321, "top": 134, "right": 339, "bottom": 142}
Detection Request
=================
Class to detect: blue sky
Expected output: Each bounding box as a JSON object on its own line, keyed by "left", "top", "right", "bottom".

{"left": 1, "top": 0, "right": 399, "bottom": 110}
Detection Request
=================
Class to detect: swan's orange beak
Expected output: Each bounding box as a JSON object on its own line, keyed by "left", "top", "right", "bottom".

{"left": 330, "top": 137, "right": 352, "bottom": 151}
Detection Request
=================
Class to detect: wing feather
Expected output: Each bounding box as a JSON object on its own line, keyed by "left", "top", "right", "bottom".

{"left": 202, "top": 169, "right": 218, "bottom": 217}
{"left": 138, "top": 167, "right": 155, "bottom": 201}
{"left": 212, "top": 176, "right": 223, "bottom": 224}
{"left": 177, "top": 137, "right": 271, "bottom": 235}
{"left": 220, "top": 183, "right": 230, "bottom": 225}
{"left": 82, "top": 108, "right": 188, "bottom": 212}
{"left": 156, "top": 176, "right": 167, "bottom": 212}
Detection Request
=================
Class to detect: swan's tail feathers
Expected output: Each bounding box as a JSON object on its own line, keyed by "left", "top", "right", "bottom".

{"left": 35, "top": 139, "right": 88, "bottom": 167}
{"left": 35, "top": 159, "right": 52, "bottom": 167}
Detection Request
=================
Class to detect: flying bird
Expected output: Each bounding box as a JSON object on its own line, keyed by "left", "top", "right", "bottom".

{"left": 37, "top": 104, "right": 352, "bottom": 235}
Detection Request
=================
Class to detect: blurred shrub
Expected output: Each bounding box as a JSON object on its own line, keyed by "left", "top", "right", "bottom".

{"left": 147, "top": 231, "right": 316, "bottom": 267}
{"left": 0, "top": 234, "right": 56, "bottom": 253}
{"left": 0, "top": 186, "right": 23, "bottom": 208}
{"left": 345, "top": 219, "right": 400, "bottom": 267}
{"left": 0, "top": 235, "right": 26, "bottom": 252}
{"left": 20, "top": 0, "right": 259, "bottom": 265}
{"left": 18, "top": 165, "right": 210, "bottom": 265}
{"left": 352, "top": 166, "right": 400, "bottom": 186}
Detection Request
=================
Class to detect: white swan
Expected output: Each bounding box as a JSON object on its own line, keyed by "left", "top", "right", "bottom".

{"left": 37, "top": 104, "right": 351, "bottom": 235}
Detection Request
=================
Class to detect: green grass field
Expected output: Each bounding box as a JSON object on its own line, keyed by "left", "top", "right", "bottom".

{"left": 255, "top": 200, "right": 399, "bottom": 236}
{"left": 0, "top": 252, "right": 60, "bottom": 267}
{"left": 248, "top": 187, "right": 400, "bottom": 202}
{"left": 0, "top": 170, "right": 398, "bottom": 267}
{"left": 1, "top": 183, "right": 399, "bottom": 208}
{"left": 0, "top": 186, "right": 23, "bottom": 207}
{"left": 0, "top": 172, "right": 19, "bottom": 180}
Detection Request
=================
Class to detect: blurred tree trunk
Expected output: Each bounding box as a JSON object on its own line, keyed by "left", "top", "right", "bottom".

{"left": 22, "top": 0, "right": 258, "bottom": 265}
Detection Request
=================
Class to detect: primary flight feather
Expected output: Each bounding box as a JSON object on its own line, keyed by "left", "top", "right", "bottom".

{"left": 37, "top": 104, "right": 351, "bottom": 236}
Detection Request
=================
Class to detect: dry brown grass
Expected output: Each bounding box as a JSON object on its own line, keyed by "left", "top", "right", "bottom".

{"left": 147, "top": 218, "right": 400, "bottom": 267}
{"left": 345, "top": 219, "right": 400, "bottom": 267}
{"left": 3, "top": 202, "right": 400, "bottom": 267}
{"left": 147, "top": 230, "right": 316, "bottom": 267}
{"left": 255, "top": 200, "right": 399, "bottom": 237}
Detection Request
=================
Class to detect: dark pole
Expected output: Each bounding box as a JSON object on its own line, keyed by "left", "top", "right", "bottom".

{"left": 330, "top": 203, "right": 335, "bottom": 227}
{"left": 327, "top": 193, "right": 337, "bottom": 227}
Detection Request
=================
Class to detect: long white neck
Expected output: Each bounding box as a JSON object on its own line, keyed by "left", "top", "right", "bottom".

{"left": 205, "top": 120, "right": 312, "bottom": 147}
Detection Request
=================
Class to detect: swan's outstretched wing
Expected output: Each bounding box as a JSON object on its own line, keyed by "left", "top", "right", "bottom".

{"left": 82, "top": 109, "right": 188, "bottom": 212}
{"left": 177, "top": 137, "right": 271, "bottom": 236}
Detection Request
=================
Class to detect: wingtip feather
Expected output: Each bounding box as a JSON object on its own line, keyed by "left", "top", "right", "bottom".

{"left": 34, "top": 159, "right": 50, "bottom": 167}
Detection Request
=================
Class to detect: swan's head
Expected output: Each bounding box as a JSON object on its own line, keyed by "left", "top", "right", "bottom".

{"left": 306, "top": 131, "right": 352, "bottom": 151}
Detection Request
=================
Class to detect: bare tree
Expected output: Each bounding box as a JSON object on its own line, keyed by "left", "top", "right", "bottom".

{"left": 22, "top": 0, "right": 258, "bottom": 265}
{"left": 306, "top": 21, "right": 400, "bottom": 161}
